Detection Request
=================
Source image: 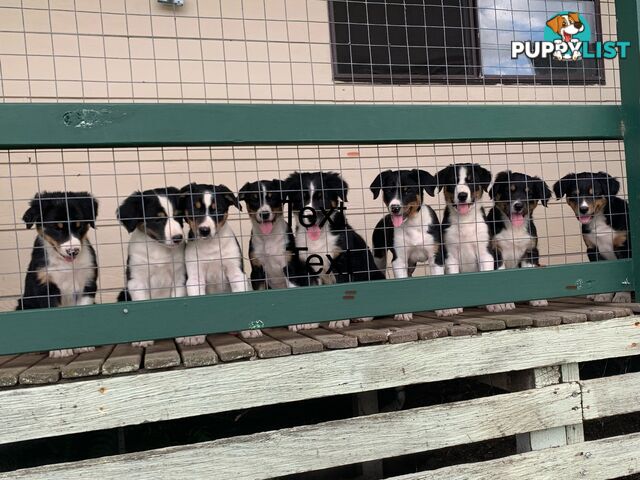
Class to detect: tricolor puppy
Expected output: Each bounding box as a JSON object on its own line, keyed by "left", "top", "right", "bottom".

{"left": 370, "top": 169, "right": 444, "bottom": 320}
{"left": 180, "top": 183, "right": 259, "bottom": 340}
{"left": 117, "top": 187, "right": 186, "bottom": 347}
{"left": 553, "top": 171, "right": 631, "bottom": 303}
{"left": 437, "top": 163, "right": 515, "bottom": 314}
{"left": 17, "top": 191, "right": 99, "bottom": 358}
{"left": 546, "top": 12, "right": 585, "bottom": 60}
{"left": 487, "top": 171, "right": 552, "bottom": 307}
{"left": 284, "top": 171, "right": 385, "bottom": 328}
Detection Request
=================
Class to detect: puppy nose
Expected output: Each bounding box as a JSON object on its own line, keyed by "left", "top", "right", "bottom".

{"left": 171, "top": 234, "right": 184, "bottom": 244}
{"left": 198, "top": 226, "right": 211, "bottom": 237}
{"left": 66, "top": 247, "right": 80, "bottom": 258}
{"left": 260, "top": 211, "right": 270, "bottom": 220}
{"left": 390, "top": 205, "right": 401, "bottom": 215}
{"left": 579, "top": 205, "right": 589, "bottom": 214}
{"left": 513, "top": 202, "right": 523, "bottom": 212}
{"left": 457, "top": 192, "right": 468, "bottom": 202}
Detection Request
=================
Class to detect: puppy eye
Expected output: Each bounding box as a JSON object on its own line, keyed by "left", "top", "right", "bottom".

{"left": 56, "top": 223, "right": 64, "bottom": 230}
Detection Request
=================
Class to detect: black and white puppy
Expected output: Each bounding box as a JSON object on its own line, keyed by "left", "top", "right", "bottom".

{"left": 553, "top": 171, "right": 631, "bottom": 303}
{"left": 370, "top": 169, "right": 445, "bottom": 320}
{"left": 17, "top": 191, "right": 99, "bottom": 358}
{"left": 487, "top": 171, "right": 552, "bottom": 307}
{"left": 284, "top": 171, "right": 385, "bottom": 328}
{"left": 180, "top": 183, "right": 259, "bottom": 340}
{"left": 117, "top": 187, "right": 186, "bottom": 347}
{"left": 437, "top": 163, "right": 515, "bottom": 314}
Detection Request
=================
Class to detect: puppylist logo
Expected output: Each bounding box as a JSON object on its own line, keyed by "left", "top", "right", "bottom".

{"left": 512, "top": 11, "right": 630, "bottom": 61}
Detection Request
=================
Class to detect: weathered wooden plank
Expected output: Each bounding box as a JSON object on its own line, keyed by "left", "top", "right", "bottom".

{"left": 469, "top": 312, "right": 534, "bottom": 328}
{"left": 581, "top": 371, "right": 640, "bottom": 420}
{"left": 328, "top": 323, "right": 389, "bottom": 345}
{"left": 548, "top": 302, "right": 630, "bottom": 321}
{"left": 263, "top": 328, "right": 323, "bottom": 355}
{"left": 0, "top": 353, "right": 46, "bottom": 387}
{"left": 516, "top": 306, "right": 585, "bottom": 325}
{"left": 101, "top": 344, "right": 143, "bottom": 376}
{"left": 560, "top": 363, "right": 585, "bottom": 445}
{"left": 176, "top": 342, "right": 219, "bottom": 368}
{"left": 207, "top": 334, "right": 254, "bottom": 362}
{"left": 0, "top": 317, "right": 638, "bottom": 445}
{"left": 143, "top": 340, "right": 181, "bottom": 370}
{"left": 0, "top": 384, "right": 581, "bottom": 480}
{"left": 0, "top": 355, "right": 16, "bottom": 368}
{"left": 456, "top": 317, "right": 506, "bottom": 331}
{"left": 386, "top": 432, "right": 640, "bottom": 480}
{"left": 412, "top": 314, "right": 477, "bottom": 336}
{"left": 561, "top": 296, "right": 640, "bottom": 313}
{"left": 299, "top": 328, "right": 358, "bottom": 349}
{"left": 19, "top": 354, "right": 77, "bottom": 385}
{"left": 61, "top": 346, "right": 115, "bottom": 379}
{"left": 373, "top": 318, "right": 448, "bottom": 343}
{"left": 241, "top": 335, "right": 292, "bottom": 359}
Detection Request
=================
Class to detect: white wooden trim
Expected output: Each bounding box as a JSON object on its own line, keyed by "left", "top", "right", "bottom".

{"left": 387, "top": 432, "right": 640, "bottom": 480}
{"left": 582, "top": 371, "right": 640, "bottom": 420}
{"left": 0, "top": 316, "right": 637, "bottom": 445}
{"left": 0, "top": 384, "right": 581, "bottom": 480}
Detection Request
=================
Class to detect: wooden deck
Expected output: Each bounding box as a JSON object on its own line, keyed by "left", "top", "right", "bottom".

{"left": 1, "top": 297, "right": 637, "bottom": 389}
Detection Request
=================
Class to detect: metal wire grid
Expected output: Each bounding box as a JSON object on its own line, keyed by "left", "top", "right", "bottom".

{"left": 0, "top": 140, "right": 627, "bottom": 310}
{"left": 0, "top": 0, "right": 622, "bottom": 104}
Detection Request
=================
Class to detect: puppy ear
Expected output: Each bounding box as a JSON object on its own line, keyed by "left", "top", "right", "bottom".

{"left": 597, "top": 171, "right": 620, "bottom": 196}
{"left": 414, "top": 169, "right": 437, "bottom": 197}
{"left": 546, "top": 15, "right": 562, "bottom": 34}
{"left": 553, "top": 173, "right": 574, "bottom": 199}
{"left": 117, "top": 191, "right": 143, "bottom": 233}
{"left": 73, "top": 192, "right": 98, "bottom": 229}
{"left": 489, "top": 171, "right": 509, "bottom": 200}
{"left": 22, "top": 193, "right": 43, "bottom": 229}
{"left": 475, "top": 165, "right": 493, "bottom": 192}
{"left": 178, "top": 183, "right": 196, "bottom": 212}
{"left": 238, "top": 182, "right": 252, "bottom": 202}
{"left": 369, "top": 170, "right": 392, "bottom": 199}
{"left": 216, "top": 185, "right": 241, "bottom": 211}
{"left": 283, "top": 172, "right": 303, "bottom": 209}
{"left": 436, "top": 165, "right": 454, "bottom": 193}
{"left": 530, "top": 176, "right": 552, "bottom": 207}
{"left": 324, "top": 172, "right": 349, "bottom": 203}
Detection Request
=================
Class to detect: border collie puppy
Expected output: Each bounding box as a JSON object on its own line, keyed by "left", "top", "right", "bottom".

{"left": 117, "top": 187, "right": 186, "bottom": 347}
{"left": 487, "top": 171, "right": 552, "bottom": 307}
{"left": 370, "top": 169, "right": 445, "bottom": 320}
{"left": 284, "top": 171, "right": 385, "bottom": 328}
{"left": 180, "top": 183, "right": 260, "bottom": 340}
{"left": 553, "top": 171, "right": 631, "bottom": 303}
{"left": 17, "top": 191, "right": 99, "bottom": 358}
{"left": 437, "top": 163, "right": 515, "bottom": 314}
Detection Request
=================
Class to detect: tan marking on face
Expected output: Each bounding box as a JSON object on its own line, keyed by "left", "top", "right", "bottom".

{"left": 195, "top": 201, "right": 202, "bottom": 209}
{"left": 137, "top": 223, "right": 159, "bottom": 241}
{"left": 156, "top": 211, "right": 166, "bottom": 217}
{"left": 404, "top": 195, "right": 421, "bottom": 219}
{"left": 495, "top": 201, "right": 510, "bottom": 216}
{"left": 588, "top": 187, "right": 593, "bottom": 195}
{"left": 472, "top": 189, "right": 484, "bottom": 201}
{"left": 566, "top": 198, "right": 580, "bottom": 216}
{"left": 593, "top": 197, "right": 607, "bottom": 214}
{"left": 510, "top": 185, "right": 516, "bottom": 193}
{"left": 42, "top": 232, "right": 61, "bottom": 249}
{"left": 217, "top": 212, "right": 228, "bottom": 228}
{"left": 444, "top": 190, "right": 454, "bottom": 205}
{"left": 528, "top": 200, "right": 539, "bottom": 214}
{"left": 56, "top": 222, "right": 64, "bottom": 229}
{"left": 614, "top": 231, "right": 628, "bottom": 249}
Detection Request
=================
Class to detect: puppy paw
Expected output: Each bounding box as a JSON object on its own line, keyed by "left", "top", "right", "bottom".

{"left": 288, "top": 323, "right": 320, "bottom": 331}
{"left": 504, "top": 302, "right": 516, "bottom": 311}
{"left": 612, "top": 291, "right": 632, "bottom": 303}
{"left": 49, "top": 349, "right": 75, "bottom": 358}
{"left": 486, "top": 303, "right": 512, "bottom": 313}
{"left": 175, "top": 335, "right": 206, "bottom": 346}
{"left": 591, "top": 293, "right": 615, "bottom": 303}
{"left": 239, "top": 329, "right": 263, "bottom": 338}
{"left": 436, "top": 308, "right": 463, "bottom": 317}
{"left": 394, "top": 313, "right": 413, "bottom": 321}
{"left": 328, "top": 320, "right": 350, "bottom": 328}
{"left": 73, "top": 347, "right": 95, "bottom": 354}
{"left": 352, "top": 317, "right": 374, "bottom": 323}
{"left": 132, "top": 341, "right": 154, "bottom": 348}
{"left": 530, "top": 299, "right": 548, "bottom": 307}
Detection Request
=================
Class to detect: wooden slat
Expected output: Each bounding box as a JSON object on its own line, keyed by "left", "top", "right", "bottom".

{"left": 207, "top": 334, "right": 254, "bottom": 362}
{"left": 144, "top": 340, "right": 181, "bottom": 370}
{"left": 581, "top": 371, "right": 640, "bottom": 420}
{"left": 0, "top": 355, "right": 16, "bottom": 368}
{"left": 374, "top": 318, "right": 448, "bottom": 341}
{"left": 263, "top": 328, "right": 323, "bottom": 355}
{"left": 61, "top": 346, "right": 115, "bottom": 379}
{"left": 456, "top": 317, "right": 506, "bottom": 331}
{"left": 386, "top": 432, "right": 640, "bottom": 480}
{"left": 560, "top": 363, "right": 585, "bottom": 445}
{"left": 299, "top": 328, "right": 358, "bottom": 349}
{"left": 0, "top": 353, "right": 46, "bottom": 387}
{"left": 19, "top": 354, "right": 77, "bottom": 385}
{"left": 0, "top": 317, "right": 637, "bottom": 445}
{"left": 561, "top": 297, "right": 640, "bottom": 313}
{"left": 176, "top": 342, "right": 219, "bottom": 368}
{"left": 412, "top": 314, "right": 477, "bottom": 336}
{"left": 0, "top": 384, "right": 581, "bottom": 480}
{"left": 327, "top": 323, "right": 388, "bottom": 345}
{"left": 518, "top": 306, "right": 587, "bottom": 325}
{"left": 464, "top": 311, "right": 533, "bottom": 328}
{"left": 101, "top": 344, "right": 143, "bottom": 376}
{"left": 548, "top": 302, "right": 631, "bottom": 321}
{"left": 242, "top": 335, "right": 292, "bottom": 359}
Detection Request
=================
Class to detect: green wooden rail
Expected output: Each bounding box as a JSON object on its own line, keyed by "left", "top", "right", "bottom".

{"left": 0, "top": 0, "right": 637, "bottom": 354}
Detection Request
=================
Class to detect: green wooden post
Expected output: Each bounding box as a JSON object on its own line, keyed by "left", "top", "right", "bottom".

{"left": 616, "top": 0, "right": 640, "bottom": 298}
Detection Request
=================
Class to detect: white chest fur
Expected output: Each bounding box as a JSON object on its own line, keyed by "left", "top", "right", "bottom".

{"left": 444, "top": 205, "right": 491, "bottom": 273}
{"left": 395, "top": 207, "right": 438, "bottom": 264}
{"left": 251, "top": 218, "right": 289, "bottom": 289}
{"left": 295, "top": 223, "right": 340, "bottom": 284}
{"left": 584, "top": 214, "right": 617, "bottom": 261}
{"left": 44, "top": 240, "right": 94, "bottom": 306}
{"left": 494, "top": 221, "right": 534, "bottom": 269}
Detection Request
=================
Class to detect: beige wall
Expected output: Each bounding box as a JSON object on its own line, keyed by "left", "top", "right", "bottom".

{"left": 0, "top": 1, "right": 627, "bottom": 310}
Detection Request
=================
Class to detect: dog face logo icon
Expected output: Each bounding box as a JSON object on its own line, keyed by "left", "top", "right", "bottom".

{"left": 544, "top": 12, "right": 590, "bottom": 61}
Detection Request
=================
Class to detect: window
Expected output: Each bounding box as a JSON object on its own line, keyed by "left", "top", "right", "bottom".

{"left": 329, "top": 0, "right": 604, "bottom": 85}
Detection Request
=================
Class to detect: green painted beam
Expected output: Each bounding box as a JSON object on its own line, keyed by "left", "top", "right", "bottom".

{"left": 0, "top": 260, "right": 632, "bottom": 355}
{"left": 616, "top": 0, "right": 640, "bottom": 300}
{"left": 0, "top": 104, "right": 623, "bottom": 149}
